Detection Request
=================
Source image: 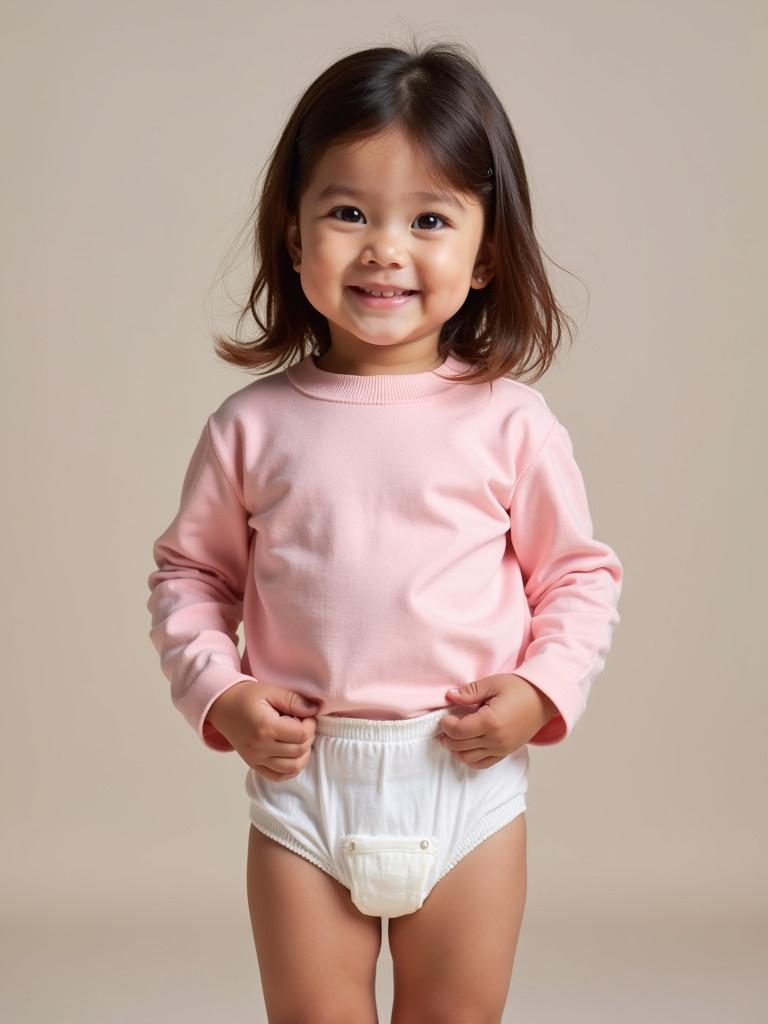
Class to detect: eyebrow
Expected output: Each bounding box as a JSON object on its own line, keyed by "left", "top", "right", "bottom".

{"left": 314, "top": 182, "right": 465, "bottom": 211}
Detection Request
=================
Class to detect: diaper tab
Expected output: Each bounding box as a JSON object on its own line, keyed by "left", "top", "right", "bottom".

{"left": 341, "top": 833, "right": 438, "bottom": 918}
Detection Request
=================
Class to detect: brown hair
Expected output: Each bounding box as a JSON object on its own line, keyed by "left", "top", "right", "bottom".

{"left": 212, "top": 37, "right": 580, "bottom": 386}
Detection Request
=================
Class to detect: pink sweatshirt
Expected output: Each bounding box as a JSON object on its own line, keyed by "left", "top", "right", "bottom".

{"left": 147, "top": 352, "right": 623, "bottom": 752}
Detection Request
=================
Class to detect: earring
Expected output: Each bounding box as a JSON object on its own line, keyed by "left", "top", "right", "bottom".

{"left": 474, "top": 274, "right": 484, "bottom": 283}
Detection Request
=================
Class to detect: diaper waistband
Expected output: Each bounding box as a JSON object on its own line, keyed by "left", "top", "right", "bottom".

{"left": 315, "top": 706, "right": 456, "bottom": 741}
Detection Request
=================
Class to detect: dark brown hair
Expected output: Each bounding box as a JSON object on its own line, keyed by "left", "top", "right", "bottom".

{"left": 212, "top": 37, "right": 580, "bottom": 386}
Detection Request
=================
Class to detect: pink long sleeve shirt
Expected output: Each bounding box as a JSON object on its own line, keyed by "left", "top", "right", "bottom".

{"left": 147, "top": 352, "right": 623, "bottom": 752}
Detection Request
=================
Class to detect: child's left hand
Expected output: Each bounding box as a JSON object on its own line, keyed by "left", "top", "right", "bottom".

{"left": 438, "top": 674, "right": 558, "bottom": 768}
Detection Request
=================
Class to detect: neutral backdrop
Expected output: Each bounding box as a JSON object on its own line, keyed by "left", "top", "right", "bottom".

{"left": 2, "top": 2, "right": 765, "bottom": 1021}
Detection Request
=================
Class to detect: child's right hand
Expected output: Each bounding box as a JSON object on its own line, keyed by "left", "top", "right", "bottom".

{"left": 205, "top": 680, "right": 320, "bottom": 781}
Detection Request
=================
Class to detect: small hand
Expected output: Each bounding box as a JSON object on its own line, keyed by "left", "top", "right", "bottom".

{"left": 206, "top": 680, "right": 321, "bottom": 780}
{"left": 437, "top": 674, "right": 559, "bottom": 769}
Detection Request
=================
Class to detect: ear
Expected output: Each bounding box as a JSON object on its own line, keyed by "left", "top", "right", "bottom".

{"left": 285, "top": 216, "right": 302, "bottom": 271}
{"left": 471, "top": 235, "right": 495, "bottom": 289}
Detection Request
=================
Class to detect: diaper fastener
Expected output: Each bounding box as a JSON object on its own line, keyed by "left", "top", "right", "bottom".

{"left": 341, "top": 832, "right": 439, "bottom": 918}
{"left": 343, "top": 836, "right": 434, "bottom": 853}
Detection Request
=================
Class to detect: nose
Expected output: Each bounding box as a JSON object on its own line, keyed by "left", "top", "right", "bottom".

{"left": 360, "top": 224, "right": 407, "bottom": 267}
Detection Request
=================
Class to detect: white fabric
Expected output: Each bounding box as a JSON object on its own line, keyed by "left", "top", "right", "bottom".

{"left": 245, "top": 706, "right": 529, "bottom": 918}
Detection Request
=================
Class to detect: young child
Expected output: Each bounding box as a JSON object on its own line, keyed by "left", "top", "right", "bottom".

{"left": 147, "top": 39, "right": 623, "bottom": 1024}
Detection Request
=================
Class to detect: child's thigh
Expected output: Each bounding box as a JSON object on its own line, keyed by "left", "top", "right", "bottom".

{"left": 246, "top": 825, "right": 383, "bottom": 1024}
{"left": 388, "top": 812, "right": 527, "bottom": 1024}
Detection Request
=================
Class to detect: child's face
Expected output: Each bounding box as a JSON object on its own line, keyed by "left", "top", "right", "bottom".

{"left": 286, "top": 127, "right": 494, "bottom": 363}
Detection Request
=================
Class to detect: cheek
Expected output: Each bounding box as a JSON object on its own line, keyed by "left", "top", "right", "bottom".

{"left": 423, "top": 246, "right": 467, "bottom": 285}
{"left": 299, "top": 272, "right": 332, "bottom": 316}
{"left": 307, "top": 237, "right": 349, "bottom": 285}
{"left": 308, "top": 230, "right": 349, "bottom": 267}
{"left": 298, "top": 236, "right": 332, "bottom": 287}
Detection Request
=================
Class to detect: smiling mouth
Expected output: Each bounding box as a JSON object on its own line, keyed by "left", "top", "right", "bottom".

{"left": 346, "top": 286, "right": 420, "bottom": 309}
{"left": 348, "top": 286, "right": 419, "bottom": 297}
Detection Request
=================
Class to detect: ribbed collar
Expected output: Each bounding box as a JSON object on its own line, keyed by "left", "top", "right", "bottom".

{"left": 286, "top": 352, "right": 472, "bottom": 404}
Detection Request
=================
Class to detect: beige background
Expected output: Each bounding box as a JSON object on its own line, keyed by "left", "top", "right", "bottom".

{"left": 2, "top": 1, "right": 766, "bottom": 1021}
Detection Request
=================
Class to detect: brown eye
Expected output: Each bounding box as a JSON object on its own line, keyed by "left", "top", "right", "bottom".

{"left": 328, "top": 207, "right": 450, "bottom": 230}
{"left": 414, "top": 213, "right": 449, "bottom": 230}
{"left": 330, "top": 206, "right": 364, "bottom": 222}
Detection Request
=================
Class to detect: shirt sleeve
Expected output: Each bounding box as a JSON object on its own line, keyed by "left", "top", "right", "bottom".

{"left": 146, "top": 415, "right": 256, "bottom": 752}
{"left": 508, "top": 418, "right": 623, "bottom": 745}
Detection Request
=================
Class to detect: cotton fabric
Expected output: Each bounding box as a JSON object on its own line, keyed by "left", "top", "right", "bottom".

{"left": 147, "top": 352, "right": 623, "bottom": 751}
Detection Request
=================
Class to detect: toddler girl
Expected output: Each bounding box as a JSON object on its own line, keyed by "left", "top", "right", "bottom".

{"left": 147, "top": 38, "right": 623, "bottom": 1024}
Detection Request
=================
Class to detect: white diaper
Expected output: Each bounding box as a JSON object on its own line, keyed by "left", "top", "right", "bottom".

{"left": 245, "top": 706, "right": 529, "bottom": 919}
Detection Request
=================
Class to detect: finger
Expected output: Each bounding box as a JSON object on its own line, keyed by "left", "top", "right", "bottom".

{"left": 460, "top": 747, "right": 497, "bottom": 765}
{"left": 450, "top": 746, "right": 493, "bottom": 765}
{"left": 439, "top": 712, "right": 488, "bottom": 740}
{"left": 273, "top": 715, "right": 315, "bottom": 743}
{"left": 266, "top": 738, "right": 312, "bottom": 758}
{"left": 475, "top": 755, "right": 504, "bottom": 768}
{"left": 458, "top": 754, "right": 502, "bottom": 769}
{"left": 266, "top": 752, "right": 309, "bottom": 775}
{"left": 253, "top": 758, "right": 303, "bottom": 781}
{"left": 439, "top": 733, "right": 488, "bottom": 753}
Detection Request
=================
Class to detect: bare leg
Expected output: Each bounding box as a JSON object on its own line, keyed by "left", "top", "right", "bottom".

{"left": 388, "top": 812, "right": 527, "bottom": 1024}
{"left": 246, "top": 824, "right": 383, "bottom": 1024}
